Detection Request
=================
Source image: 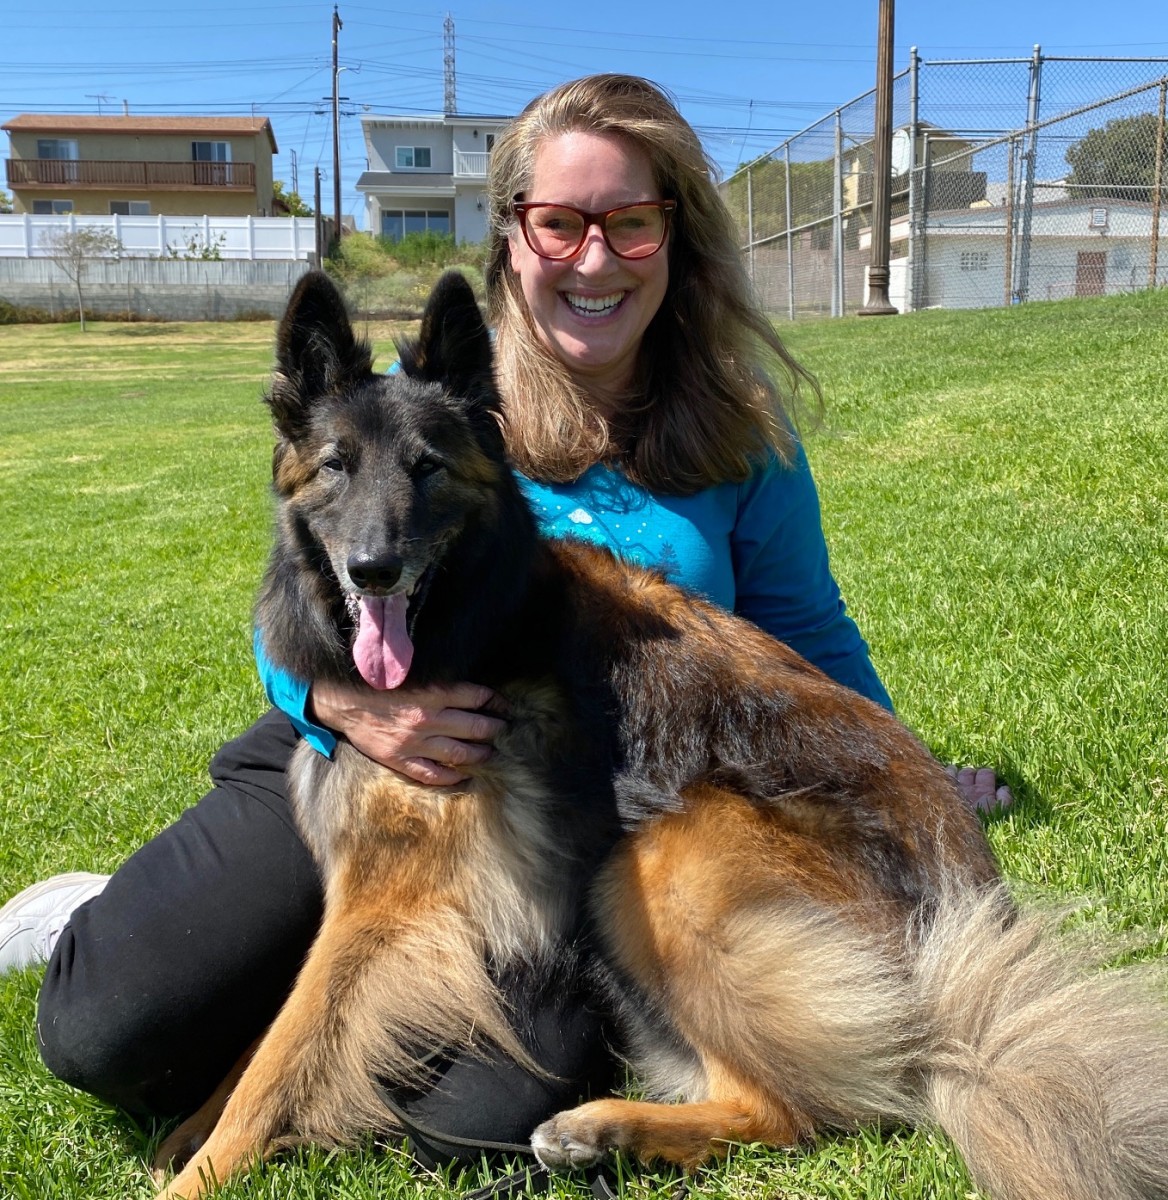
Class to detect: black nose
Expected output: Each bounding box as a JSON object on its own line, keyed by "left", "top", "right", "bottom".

{"left": 347, "top": 551, "right": 403, "bottom": 593}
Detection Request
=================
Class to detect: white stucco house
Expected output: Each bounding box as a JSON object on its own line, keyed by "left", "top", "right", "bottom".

{"left": 862, "top": 195, "right": 1168, "bottom": 311}
{"left": 355, "top": 113, "right": 511, "bottom": 243}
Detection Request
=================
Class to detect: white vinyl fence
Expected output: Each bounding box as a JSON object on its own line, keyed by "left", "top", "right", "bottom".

{"left": 0, "top": 212, "right": 316, "bottom": 260}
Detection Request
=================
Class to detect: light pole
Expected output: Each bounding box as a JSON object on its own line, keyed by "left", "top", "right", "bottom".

{"left": 859, "top": 0, "right": 898, "bottom": 315}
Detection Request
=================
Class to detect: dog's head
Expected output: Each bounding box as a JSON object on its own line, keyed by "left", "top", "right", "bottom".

{"left": 263, "top": 269, "right": 514, "bottom": 689}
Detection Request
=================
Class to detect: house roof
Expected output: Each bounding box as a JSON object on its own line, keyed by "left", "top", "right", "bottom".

{"left": 2, "top": 114, "right": 278, "bottom": 152}
{"left": 871, "top": 195, "right": 1166, "bottom": 243}
{"left": 360, "top": 113, "right": 510, "bottom": 131}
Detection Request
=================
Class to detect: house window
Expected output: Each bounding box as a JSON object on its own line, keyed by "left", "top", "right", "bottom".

{"left": 37, "top": 139, "right": 79, "bottom": 160}
{"left": 485, "top": 134, "right": 495, "bottom": 153}
{"left": 380, "top": 209, "right": 451, "bottom": 239}
{"left": 192, "top": 141, "right": 233, "bottom": 184}
{"left": 192, "top": 141, "right": 231, "bottom": 163}
{"left": 959, "top": 251, "right": 989, "bottom": 272}
{"left": 32, "top": 199, "right": 74, "bottom": 214}
{"left": 109, "top": 201, "right": 151, "bottom": 216}
{"left": 1089, "top": 207, "right": 1108, "bottom": 229}
{"left": 35, "top": 139, "right": 79, "bottom": 183}
{"left": 394, "top": 146, "right": 432, "bottom": 169}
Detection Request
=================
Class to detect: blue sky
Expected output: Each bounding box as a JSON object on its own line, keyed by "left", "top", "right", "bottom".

{"left": 4, "top": 0, "right": 1166, "bottom": 229}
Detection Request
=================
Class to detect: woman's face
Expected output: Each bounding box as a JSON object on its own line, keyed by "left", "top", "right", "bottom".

{"left": 508, "top": 131, "right": 670, "bottom": 404}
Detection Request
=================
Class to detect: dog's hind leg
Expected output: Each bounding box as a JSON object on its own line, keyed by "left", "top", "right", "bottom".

{"left": 532, "top": 1060, "right": 814, "bottom": 1170}
{"left": 544, "top": 788, "right": 924, "bottom": 1175}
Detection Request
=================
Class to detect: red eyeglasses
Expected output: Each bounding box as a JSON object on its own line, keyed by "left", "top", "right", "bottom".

{"left": 512, "top": 200, "right": 676, "bottom": 261}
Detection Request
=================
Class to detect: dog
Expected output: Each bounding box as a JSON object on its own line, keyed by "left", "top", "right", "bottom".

{"left": 154, "top": 270, "right": 1168, "bottom": 1200}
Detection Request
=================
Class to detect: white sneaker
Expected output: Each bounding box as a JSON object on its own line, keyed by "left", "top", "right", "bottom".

{"left": 0, "top": 872, "right": 110, "bottom": 974}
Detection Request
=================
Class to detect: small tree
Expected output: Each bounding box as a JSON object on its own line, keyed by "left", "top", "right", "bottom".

{"left": 40, "top": 226, "right": 123, "bottom": 331}
{"left": 1065, "top": 112, "right": 1168, "bottom": 203}
{"left": 272, "top": 179, "right": 313, "bottom": 217}
{"left": 0, "top": 189, "right": 13, "bottom": 214}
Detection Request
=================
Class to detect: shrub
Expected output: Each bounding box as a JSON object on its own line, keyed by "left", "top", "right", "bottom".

{"left": 376, "top": 230, "right": 487, "bottom": 270}
{"left": 324, "top": 231, "right": 487, "bottom": 319}
{"left": 327, "top": 232, "right": 395, "bottom": 284}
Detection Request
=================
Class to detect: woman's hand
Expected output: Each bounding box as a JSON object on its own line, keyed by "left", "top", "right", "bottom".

{"left": 946, "top": 765, "right": 1013, "bottom": 815}
{"left": 308, "top": 679, "right": 507, "bottom": 786}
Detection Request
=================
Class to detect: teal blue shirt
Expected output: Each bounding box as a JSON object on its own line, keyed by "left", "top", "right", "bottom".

{"left": 256, "top": 448, "right": 892, "bottom": 757}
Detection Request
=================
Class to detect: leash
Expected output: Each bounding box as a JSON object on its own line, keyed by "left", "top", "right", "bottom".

{"left": 374, "top": 1080, "right": 622, "bottom": 1200}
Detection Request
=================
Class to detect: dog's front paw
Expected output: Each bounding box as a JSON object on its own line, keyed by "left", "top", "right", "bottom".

{"left": 531, "top": 1109, "right": 611, "bottom": 1169}
{"left": 151, "top": 1123, "right": 207, "bottom": 1182}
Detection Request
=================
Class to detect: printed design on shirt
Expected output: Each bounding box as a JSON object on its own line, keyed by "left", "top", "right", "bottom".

{"left": 529, "top": 482, "right": 680, "bottom": 581}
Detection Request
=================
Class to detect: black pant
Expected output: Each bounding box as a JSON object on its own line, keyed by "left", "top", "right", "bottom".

{"left": 37, "top": 710, "right": 614, "bottom": 1159}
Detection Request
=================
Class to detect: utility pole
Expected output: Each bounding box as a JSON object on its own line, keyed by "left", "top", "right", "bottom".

{"left": 290, "top": 149, "right": 299, "bottom": 196}
{"left": 314, "top": 167, "right": 324, "bottom": 264}
{"left": 859, "top": 0, "right": 898, "bottom": 315}
{"left": 332, "top": 5, "right": 343, "bottom": 246}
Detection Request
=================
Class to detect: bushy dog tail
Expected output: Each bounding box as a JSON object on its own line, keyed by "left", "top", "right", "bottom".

{"left": 914, "top": 884, "right": 1168, "bottom": 1200}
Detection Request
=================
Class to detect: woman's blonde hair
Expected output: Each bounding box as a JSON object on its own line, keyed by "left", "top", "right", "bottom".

{"left": 485, "top": 73, "right": 819, "bottom": 496}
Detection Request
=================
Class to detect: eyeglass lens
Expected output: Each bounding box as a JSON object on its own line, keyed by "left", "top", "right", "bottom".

{"left": 523, "top": 204, "right": 668, "bottom": 259}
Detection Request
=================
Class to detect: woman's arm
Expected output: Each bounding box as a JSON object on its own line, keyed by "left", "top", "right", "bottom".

{"left": 732, "top": 451, "right": 1012, "bottom": 811}
{"left": 732, "top": 446, "right": 894, "bottom": 711}
{"left": 255, "top": 634, "right": 505, "bottom": 785}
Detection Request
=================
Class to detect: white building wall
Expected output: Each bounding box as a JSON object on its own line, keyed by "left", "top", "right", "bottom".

{"left": 364, "top": 124, "right": 453, "bottom": 173}
{"left": 365, "top": 194, "right": 382, "bottom": 233}
{"left": 451, "top": 125, "right": 499, "bottom": 157}
{"left": 926, "top": 241, "right": 1010, "bottom": 308}
{"left": 1026, "top": 237, "right": 1147, "bottom": 300}
{"left": 920, "top": 235, "right": 1161, "bottom": 308}
{"left": 454, "top": 191, "right": 490, "bottom": 243}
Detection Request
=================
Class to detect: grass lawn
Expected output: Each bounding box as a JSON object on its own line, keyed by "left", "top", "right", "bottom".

{"left": 1, "top": 288, "right": 1166, "bottom": 1199}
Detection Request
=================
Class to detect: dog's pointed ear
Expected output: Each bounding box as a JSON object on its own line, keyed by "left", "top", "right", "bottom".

{"left": 398, "top": 271, "right": 494, "bottom": 405}
{"left": 267, "top": 270, "right": 373, "bottom": 439}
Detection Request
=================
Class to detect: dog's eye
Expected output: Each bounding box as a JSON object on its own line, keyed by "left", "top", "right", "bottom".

{"left": 321, "top": 457, "right": 346, "bottom": 474}
{"left": 414, "top": 456, "right": 444, "bottom": 477}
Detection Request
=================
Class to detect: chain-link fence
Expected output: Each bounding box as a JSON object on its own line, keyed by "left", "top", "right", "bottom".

{"left": 722, "top": 52, "right": 1168, "bottom": 318}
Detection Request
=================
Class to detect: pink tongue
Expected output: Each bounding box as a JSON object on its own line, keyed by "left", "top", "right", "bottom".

{"left": 352, "top": 594, "right": 413, "bottom": 690}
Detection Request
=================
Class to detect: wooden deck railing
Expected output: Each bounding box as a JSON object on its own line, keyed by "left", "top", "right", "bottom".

{"left": 5, "top": 159, "right": 256, "bottom": 189}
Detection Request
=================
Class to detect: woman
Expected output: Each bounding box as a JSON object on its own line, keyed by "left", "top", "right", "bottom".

{"left": 1, "top": 75, "right": 1008, "bottom": 1157}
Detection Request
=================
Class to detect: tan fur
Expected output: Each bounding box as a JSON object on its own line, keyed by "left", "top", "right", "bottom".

{"left": 155, "top": 684, "right": 575, "bottom": 1199}
{"left": 591, "top": 788, "right": 926, "bottom": 1127}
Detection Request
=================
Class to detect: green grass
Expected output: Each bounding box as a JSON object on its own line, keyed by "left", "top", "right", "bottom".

{"left": 1, "top": 290, "right": 1167, "bottom": 1198}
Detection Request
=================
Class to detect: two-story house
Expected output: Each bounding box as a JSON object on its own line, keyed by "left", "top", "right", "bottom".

{"left": 3, "top": 115, "right": 278, "bottom": 217}
{"left": 355, "top": 113, "right": 510, "bottom": 243}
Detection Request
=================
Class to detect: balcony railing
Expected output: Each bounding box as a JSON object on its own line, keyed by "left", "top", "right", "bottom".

{"left": 453, "top": 150, "right": 489, "bottom": 179}
{"left": 5, "top": 159, "right": 257, "bottom": 190}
